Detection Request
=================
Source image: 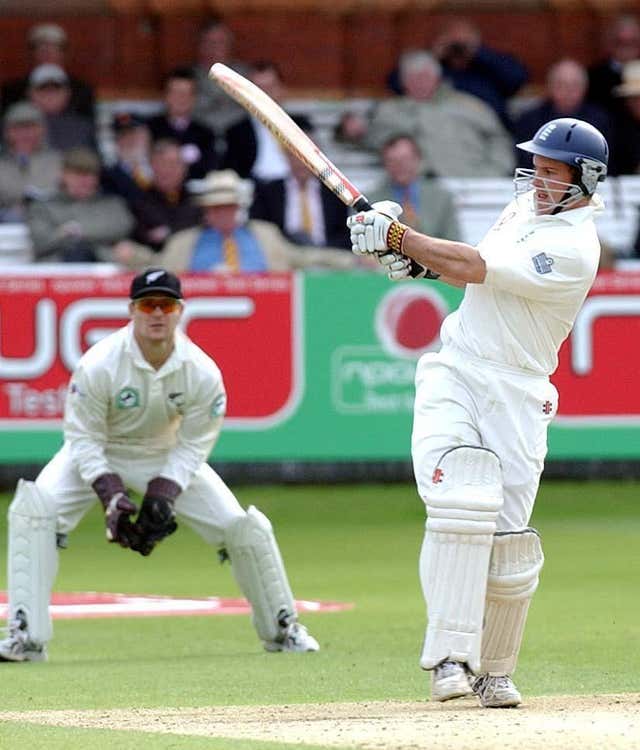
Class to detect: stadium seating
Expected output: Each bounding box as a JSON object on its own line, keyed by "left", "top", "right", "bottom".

{"left": 93, "top": 98, "right": 640, "bottom": 257}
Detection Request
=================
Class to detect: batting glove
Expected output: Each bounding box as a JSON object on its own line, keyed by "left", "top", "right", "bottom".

{"left": 347, "top": 201, "right": 406, "bottom": 255}
{"left": 379, "top": 252, "right": 440, "bottom": 281}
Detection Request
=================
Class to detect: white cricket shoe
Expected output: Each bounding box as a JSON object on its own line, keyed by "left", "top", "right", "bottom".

{"left": 430, "top": 660, "right": 473, "bottom": 702}
{"left": 264, "top": 622, "right": 320, "bottom": 653}
{"left": 472, "top": 674, "right": 521, "bottom": 708}
{"left": 0, "top": 611, "right": 47, "bottom": 663}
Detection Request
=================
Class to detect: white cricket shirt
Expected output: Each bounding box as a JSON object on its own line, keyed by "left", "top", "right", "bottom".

{"left": 64, "top": 323, "right": 227, "bottom": 490}
{"left": 440, "top": 194, "right": 602, "bottom": 376}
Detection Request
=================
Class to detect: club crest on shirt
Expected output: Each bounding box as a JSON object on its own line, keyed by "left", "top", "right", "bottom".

{"left": 532, "top": 252, "right": 554, "bottom": 274}
{"left": 115, "top": 387, "right": 140, "bottom": 409}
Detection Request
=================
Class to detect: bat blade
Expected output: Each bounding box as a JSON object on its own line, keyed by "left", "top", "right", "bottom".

{"left": 209, "top": 63, "right": 371, "bottom": 211}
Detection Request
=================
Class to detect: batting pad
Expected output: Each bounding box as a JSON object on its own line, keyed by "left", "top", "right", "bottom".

{"left": 480, "top": 528, "right": 544, "bottom": 675}
{"left": 225, "top": 505, "right": 296, "bottom": 643}
{"left": 7, "top": 480, "right": 58, "bottom": 644}
{"left": 419, "top": 446, "right": 503, "bottom": 673}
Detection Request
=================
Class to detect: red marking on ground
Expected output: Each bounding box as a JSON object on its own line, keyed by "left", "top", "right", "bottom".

{"left": 0, "top": 592, "right": 353, "bottom": 620}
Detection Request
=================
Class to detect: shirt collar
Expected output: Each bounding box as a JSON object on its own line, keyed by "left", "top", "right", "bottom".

{"left": 526, "top": 194, "right": 604, "bottom": 226}
{"left": 125, "top": 322, "right": 187, "bottom": 373}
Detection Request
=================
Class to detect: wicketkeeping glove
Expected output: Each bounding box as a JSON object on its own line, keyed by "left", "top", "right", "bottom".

{"left": 92, "top": 472, "right": 141, "bottom": 549}
{"left": 131, "top": 476, "right": 180, "bottom": 557}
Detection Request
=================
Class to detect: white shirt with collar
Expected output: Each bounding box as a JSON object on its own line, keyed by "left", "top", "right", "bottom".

{"left": 250, "top": 117, "right": 290, "bottom": 180}
{"left": 440, "top": 192, "right": 603, "bottom": 376}
{"left": 64, "top": 323, "right": 226, "bottom": 490}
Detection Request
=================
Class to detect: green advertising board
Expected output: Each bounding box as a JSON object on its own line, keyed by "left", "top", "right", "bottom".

{"left": 1, "top": 270, "right": 639, "bottom": 465}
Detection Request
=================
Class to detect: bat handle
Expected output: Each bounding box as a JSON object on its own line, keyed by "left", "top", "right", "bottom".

{"left": 352, "top": 196, "right": 372, "bottom": 212}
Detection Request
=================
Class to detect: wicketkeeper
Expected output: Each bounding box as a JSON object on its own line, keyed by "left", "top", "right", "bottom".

{"left": 0, "top": 268, "right": 319, "bottom": 662}
{"left": 347, "top": 118, "right": 608, "bottom": 707}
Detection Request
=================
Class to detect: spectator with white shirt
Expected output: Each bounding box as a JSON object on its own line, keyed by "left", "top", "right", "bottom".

{"left": 250, "top": 115, "right": 351, "bottom": 249}
{"left": 221, "top": 61, "right": 293, "bottom": 181}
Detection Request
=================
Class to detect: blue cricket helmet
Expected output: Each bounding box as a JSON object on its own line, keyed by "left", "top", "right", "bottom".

{"left": 517, "top": 118, "right": 608, "bottom": 196}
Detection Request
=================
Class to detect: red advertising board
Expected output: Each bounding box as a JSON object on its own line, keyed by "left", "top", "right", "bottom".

{"left": 0, "top": 273, "right": 301, "bottom": 428}
{"left": 553, "top": 270, "right": 640, "bottom": 423}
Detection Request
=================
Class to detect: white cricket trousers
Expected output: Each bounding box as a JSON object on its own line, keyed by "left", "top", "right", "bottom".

{"left": 37, "top": 443, "right": 245, "bottom": 544}
{"left": 411, "top": 346, "right": 558, "bottom": 530}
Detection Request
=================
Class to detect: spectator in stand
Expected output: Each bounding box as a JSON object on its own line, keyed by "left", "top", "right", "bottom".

{"left": 367, "top": 134, "right": 461, "bottom": 241}
{"left": 340, "top": 50, "right": 514, "bottom": 178}
{"left": 589, "top": 14, "right": 640, "bottom": 115}
{"left": 128, "top": 139, "right": 202, "bottom": 252}
{"left": 116, "top": 170, "right": 358, "bottom": 273}
{"left": 146, "top": 67, "right": 219, "bottom": 180}
{"left": 513, "top": 59, "right": 612, "bottom": 168}
{"left": 222, "top": 61, "right": 293, "bottom": 181}
{"left": 250, "top": 115, "right": 351, "bottom": 249}
{"left": 0, "top": 23, "right": 95, "bottom": 122}
{"left": 27, "top": 64, "right": 95, "bottom": 152}
{"left": 388, "top": 18, "right": 527, "bottom": 130}
{"left": 0, "top": 102, "right": 62, "bottom": 222}
{"left": 27, "top": 147, "right": 133, "bottom": 263}
{"left": 101, "top": 112, "right": 153, "bottom": 203}
{"left": 609, "top": 61, "right": 640, "bottom": 175}
{"left": 190, "top": 17, "right": 248, "bottom": 138}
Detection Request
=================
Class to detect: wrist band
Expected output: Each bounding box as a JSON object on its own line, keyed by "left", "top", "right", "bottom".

{"left": 386, "top": 221, "right": 409, "bottom": 253}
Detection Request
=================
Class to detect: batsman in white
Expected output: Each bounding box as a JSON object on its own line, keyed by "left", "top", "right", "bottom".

{"left": 0, "top": 268, "right": 319, "bottom": 662}
{"left": 347, "top": 118, "right": 608, "bottom": 708}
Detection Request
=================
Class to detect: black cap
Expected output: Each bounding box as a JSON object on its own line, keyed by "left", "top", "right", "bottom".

{"left": 130, "top": 268, "right": 183, "bottom": 300}
{"left": 112, "top": 111, "right": 146, "bottom": 133}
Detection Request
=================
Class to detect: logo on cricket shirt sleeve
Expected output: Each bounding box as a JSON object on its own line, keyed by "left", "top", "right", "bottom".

{"left": 532, "top": 252, "right": 554, "bottom": 274}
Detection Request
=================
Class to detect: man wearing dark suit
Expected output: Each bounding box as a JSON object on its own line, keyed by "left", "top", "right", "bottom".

{"left": 221, "top": 61, "right": 291, "bottom": 181}
{"left": 146, "top": 68, "right": 219, "bottom": 180}
{"left": 249, "top": 116, "right": 351, "bottom": 250}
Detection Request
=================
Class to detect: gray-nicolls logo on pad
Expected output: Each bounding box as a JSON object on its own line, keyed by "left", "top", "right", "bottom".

{"left": 532, "top": 253, "right": 554, "bottom": 274}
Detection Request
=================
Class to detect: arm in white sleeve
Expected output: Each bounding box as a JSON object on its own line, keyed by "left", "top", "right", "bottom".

{"left": 63, "top": 365, "right": 113, "bottom": 485}
{"left": 158, "top": 373, "right": 227, "bottom": 490}
{"left": 480, "top": 238, "right": 595, "bottom": 303}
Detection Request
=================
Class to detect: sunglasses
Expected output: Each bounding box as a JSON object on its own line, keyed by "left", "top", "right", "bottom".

{"left": 134, "top": 297, "right": 182, "bottom": 314}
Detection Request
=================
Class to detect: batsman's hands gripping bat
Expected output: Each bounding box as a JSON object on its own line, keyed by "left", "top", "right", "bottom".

{"left": 209, "top": 63, "right": 430, "bottom": 278}
{"left": 92, "top": 472, "right": 142, "bottom": 549}
{"left": 131, "top": 477, "right": 180, "bottom": 557}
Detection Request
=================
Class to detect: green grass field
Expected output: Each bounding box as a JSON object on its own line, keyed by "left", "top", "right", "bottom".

{"left": 0, "top": 479, "right": 639, "bottom": 749}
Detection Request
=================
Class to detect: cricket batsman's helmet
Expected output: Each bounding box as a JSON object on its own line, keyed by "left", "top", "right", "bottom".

{"left": 517, "top": 118, "right": 608, "bottom": 196}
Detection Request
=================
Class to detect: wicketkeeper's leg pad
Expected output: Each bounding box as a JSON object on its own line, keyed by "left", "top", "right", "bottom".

{"left": 224, "top": 505, "right": 296, "bottom": 643}
{"left": 480, "top": 527, "right": 544, "bottom": 675}
{"left": 7, "top": 479, "right": 59, "bottom": 644}
{"left": 419, "top": 446, "right": 503, "bottom": 673}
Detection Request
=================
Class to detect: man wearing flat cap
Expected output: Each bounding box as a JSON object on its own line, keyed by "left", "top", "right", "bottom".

{"left": 27, "top": 64, "right": 96, "bottom": 152}
{"left": 27, "top": 146, "right": 133, "bottom": 263}
{"left": 0, "top": 101, "right": 62, "bottom": 220}
{"left": 1, "top": 23, "right": 95, "bottom": 122}
{"left": 116, "top": 169, "right": 359, "bottom": 272}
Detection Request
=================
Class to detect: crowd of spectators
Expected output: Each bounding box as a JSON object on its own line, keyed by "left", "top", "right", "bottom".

{"left": 3, "top": 14, "right": 640, "bottom": 268}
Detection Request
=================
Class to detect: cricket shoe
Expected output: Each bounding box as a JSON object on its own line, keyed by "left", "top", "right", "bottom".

{"left": 430, "top": 660, "right": 473, "bottom": 702}
{"left": 0, "top": 610, "right": 47, "bottom": 663}
{"left": 472, "top": 674, "right": 521, "bottom": 708}
{"left": 264, "top": 622, "right": 320, "bottom": 653}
